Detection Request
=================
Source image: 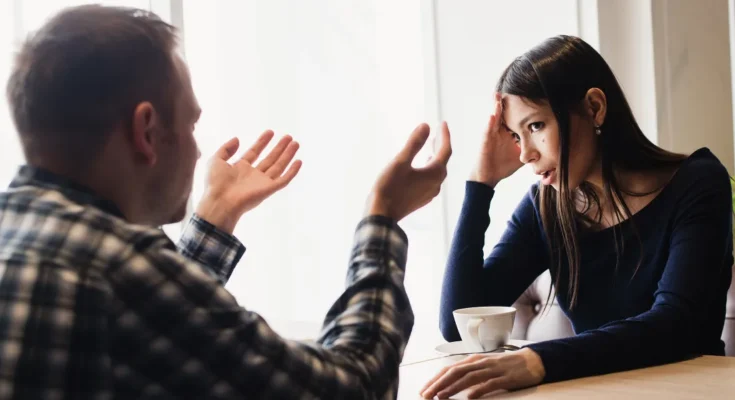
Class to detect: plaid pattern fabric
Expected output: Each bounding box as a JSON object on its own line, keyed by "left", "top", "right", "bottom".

{"left": 0, "top": 166, "right": 413, "bottom": 399}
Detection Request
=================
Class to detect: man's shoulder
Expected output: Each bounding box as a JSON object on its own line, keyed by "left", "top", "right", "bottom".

{"left": 0, "top": 185, "right": 172, "bottom": 269}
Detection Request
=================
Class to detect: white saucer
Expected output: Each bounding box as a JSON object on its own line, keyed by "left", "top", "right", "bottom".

{"left": 434, "top": 339, "right": 533, "bottom": 356}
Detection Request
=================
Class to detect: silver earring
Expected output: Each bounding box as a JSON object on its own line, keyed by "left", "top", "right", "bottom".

{"left": 595, "top": 125, "right": 602, "bottom": 135}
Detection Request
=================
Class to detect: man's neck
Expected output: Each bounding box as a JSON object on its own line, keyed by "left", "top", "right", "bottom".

{"left": 28, "top": 158, "right": 147, "bottom": 224}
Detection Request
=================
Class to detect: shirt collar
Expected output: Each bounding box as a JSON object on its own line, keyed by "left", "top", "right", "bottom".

{"left": 9, "top": 165, "right": 127, "bottom": 219}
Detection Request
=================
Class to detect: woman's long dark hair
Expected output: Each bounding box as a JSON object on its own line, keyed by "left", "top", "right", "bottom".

{"left": 496, "top": 35, "right": 686, "bottom": 309}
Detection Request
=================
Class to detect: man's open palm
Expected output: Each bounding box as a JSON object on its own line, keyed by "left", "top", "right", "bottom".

{"left": 367, "top": 122, "right": 452, "bottom": 222}
{"left": 196, "top": 131, "right": 302, "bottom": 232}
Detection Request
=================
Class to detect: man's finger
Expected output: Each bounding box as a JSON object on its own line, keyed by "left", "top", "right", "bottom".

{"left": 255, "top": 135, "right": 293, "bottom": 171}
{"left": 215, "top": 137, "right": 240, "bottom": 161}
{"left": 275, "top": 160, "right": 303, "bottom": 189}
{"left": 267, "top": 141, "right": 300, "bottom": 177}
{"left": 433, "top": 121, "right": 452, "bottom": 165}
{"left": 419, "top": 163, "right": 448, "bottom": 184}
{"left": 241, "top": 130, "right": 275, "bottom": 164}
{"left": 396, "top": 123, "right": 430, "bottom": 163}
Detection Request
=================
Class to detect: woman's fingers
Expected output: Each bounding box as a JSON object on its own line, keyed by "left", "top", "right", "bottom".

{"left": 421, "top": 356, "right": 495, "bottom": 399}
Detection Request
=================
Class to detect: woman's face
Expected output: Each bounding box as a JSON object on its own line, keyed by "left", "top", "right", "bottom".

{"left": 501, "top": 94, "right": 600, "bottom": 190}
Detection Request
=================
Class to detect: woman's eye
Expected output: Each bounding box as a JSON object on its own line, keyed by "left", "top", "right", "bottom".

{"left": 511, "top": 132, "right": 520, "bottom": 143}
{"left": 529, "top": 122, "right": 544, "bottom": 132}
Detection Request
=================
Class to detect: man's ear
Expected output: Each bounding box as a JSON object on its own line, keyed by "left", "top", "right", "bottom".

{"left": 130, "top": 102, "right": 159, "bottom": 166}
{"left": 585, "top": 88, "right": 607, "bottom": 127}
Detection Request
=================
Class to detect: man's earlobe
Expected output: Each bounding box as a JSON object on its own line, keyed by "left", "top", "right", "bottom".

{"left": 131, "top": 102, "right": 158, "bottom": 165}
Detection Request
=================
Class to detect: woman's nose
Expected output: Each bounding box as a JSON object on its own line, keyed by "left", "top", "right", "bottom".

{"left": 519, "top": 140, "right": 539, "bottom": 164}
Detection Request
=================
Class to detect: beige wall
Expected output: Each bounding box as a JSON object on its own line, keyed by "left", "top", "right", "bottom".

{"left": 652, "top": 0, "right": 734, "bottom": 174}
{"left": 586, "top": 0, "right": 734, "bottom": 174}
{"left": 598, "top": 0, "right": 659, "bottom": 145}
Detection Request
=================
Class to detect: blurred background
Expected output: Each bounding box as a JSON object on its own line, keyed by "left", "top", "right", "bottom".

{"left": 0, "top": 0, "right": 732, "bottom": 352}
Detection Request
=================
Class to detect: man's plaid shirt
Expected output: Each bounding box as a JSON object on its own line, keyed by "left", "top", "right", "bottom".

{"left": 0, "top": 166, "right": 414, "bottom": 399}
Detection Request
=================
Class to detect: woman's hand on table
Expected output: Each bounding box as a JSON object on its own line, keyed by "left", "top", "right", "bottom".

{"left": 420, "top": 348, "right": 546, "bottom": 399}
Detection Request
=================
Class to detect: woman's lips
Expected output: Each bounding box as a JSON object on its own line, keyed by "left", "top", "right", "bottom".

{"left": 540, "top": 169, "right": 557, "bottom": 185}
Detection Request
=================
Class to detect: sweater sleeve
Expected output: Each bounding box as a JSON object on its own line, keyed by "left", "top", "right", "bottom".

{"left": 527, "top": 161, "right": 733, "bottom": 383}
{"left": 440, "top": 181, "right": 549, "bottom": 341}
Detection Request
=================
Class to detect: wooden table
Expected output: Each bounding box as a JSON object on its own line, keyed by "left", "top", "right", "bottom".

{"left": 399, "top": 353, "right": 735, "bottom": 399}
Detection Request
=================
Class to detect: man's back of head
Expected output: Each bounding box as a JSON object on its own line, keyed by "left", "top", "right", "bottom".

{"left": 7, "top": 5, "right": 202, "bottom": 226}
{"left": 8, "top": 5, "right": 176, "bottom": 169}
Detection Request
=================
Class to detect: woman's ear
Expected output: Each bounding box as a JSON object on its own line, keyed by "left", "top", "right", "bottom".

{"left": 585, "top": 88, "right": 607, "bottom": 127}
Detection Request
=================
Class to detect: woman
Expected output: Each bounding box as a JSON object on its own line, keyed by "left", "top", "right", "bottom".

{"left": 421, "top": 35, "right": 733, "bottom": 399}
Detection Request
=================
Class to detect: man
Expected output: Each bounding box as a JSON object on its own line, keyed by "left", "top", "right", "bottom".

{"left": 0, "top": 5, "right": 451, "bottom": 399}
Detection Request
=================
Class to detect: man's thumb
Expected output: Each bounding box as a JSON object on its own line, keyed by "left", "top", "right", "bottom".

{"left": 396, "top": 123, "right": 430, "bottom": 163}
{"left": 215, "top": 137, "right": 240, "bottom": 161}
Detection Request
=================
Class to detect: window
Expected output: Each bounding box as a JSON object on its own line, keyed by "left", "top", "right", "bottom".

{"left": 182, "top": 0, "right": 579, "bottom": 350}
{"left": 0, "top": 1, "right": 580, "bottom": 350}
{"left": 182, "top": 0, "right": 434, "bottom": 338}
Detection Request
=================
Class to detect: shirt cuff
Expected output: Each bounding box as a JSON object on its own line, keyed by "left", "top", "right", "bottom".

{"left": 176, "top": 214, "right": 246, "bottom": 284}
{"left": 465, "top": 180, "right": 495, "bottom": 199}
{"left": 524, "top": 342, "right": 567, "bottom": 383}
{"left": 352, "top": 215, "right": 409, "bottom": 272}
{"left": 460, "top": 180, "right": 495, "bottom": 216}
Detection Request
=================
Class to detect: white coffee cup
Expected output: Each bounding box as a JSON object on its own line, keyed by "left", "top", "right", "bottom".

{"left": 452, "top": 306, "right": 516, "bottom": 353}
